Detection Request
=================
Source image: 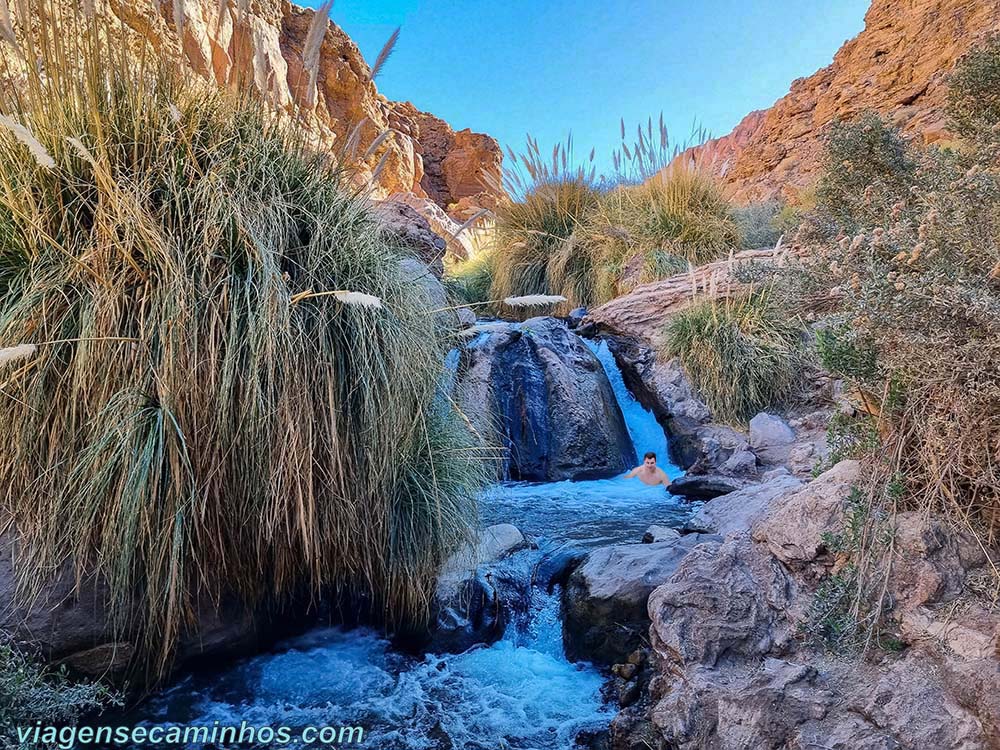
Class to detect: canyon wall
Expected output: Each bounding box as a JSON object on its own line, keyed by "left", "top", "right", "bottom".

{"left": 689, "top": 0, "right": 1000, "bottom": 203}
{"left": 102, "top": 0, "right": 503, "bottom": 216}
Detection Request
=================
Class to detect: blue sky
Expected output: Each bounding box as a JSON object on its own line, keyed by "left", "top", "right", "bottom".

{"left": 306, "top": 0, "right": 870, "bottom": 176}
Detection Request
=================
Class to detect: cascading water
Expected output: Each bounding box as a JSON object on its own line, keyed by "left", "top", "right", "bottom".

{"left": 128, "top": 333, "right": 686, "bottom": 749}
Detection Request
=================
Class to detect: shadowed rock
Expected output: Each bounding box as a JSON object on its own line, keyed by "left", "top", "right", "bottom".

{"left": 455, "top": 317, "right": 636, "bottom": 482}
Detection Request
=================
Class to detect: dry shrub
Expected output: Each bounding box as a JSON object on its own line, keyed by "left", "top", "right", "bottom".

{"left": 785, "top": 41, "right": 1000, "bottom": 613}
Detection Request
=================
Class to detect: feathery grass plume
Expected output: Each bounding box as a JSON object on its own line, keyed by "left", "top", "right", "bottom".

{"left": 172, "top": 0, "right": 185, "bottom": 38}
{"left": 503, "top": 294, "right": 567, "bottom": 307}
{"left": 0, "top": 343, "right": 35, "bottom": 367}
{"left": 333, "top": 290, "right": 382, "bottom": 308}
{"left": 0, "top": 0, "right": 487, "bottom": 679}
{"left": 369, "top": 26, "right": 399, "bottom": 82}
{"left": 452, "top": 208, "right": 491, "bottom": 239}
{"left": 301, "top": 0, "right": 332, "bottom": 108}
{"left": 0, "top": 115, "right": 54, "bottom": 169}
{"left": 65, "top": 136, "right": 96, "bottom": 165}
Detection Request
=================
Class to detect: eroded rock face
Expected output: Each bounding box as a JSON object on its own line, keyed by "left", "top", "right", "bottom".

{"left": 455, "top": 317, "right": 635, "bottom": 482}
{"left": 683, "top": 0, "right": 1000, "bottom": 203}
{"left": 97, "top": 0, "right": 503, "bottom": 214}
{"left": 611, "top": 459, "right": 1000, "bottom": 750}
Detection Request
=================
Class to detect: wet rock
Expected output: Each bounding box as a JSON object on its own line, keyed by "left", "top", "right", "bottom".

{"left": 642, "top": 526, "right": 681, "bottom": 544}
{"left": 749, "top": 412, "right": 796, "bottom": 466}
{"left": 751, "top": 460, "right": 860, "bottom": 572}
{"left": 567, "top": 307, "right": 588, "bottom": 328}
{"left": 430, "top": 524, "right": 532, "bottom": 652}
{"left": 667, "top": 473, "right": 751, "bottom": 501}
{"left": 455, "top": 317, "right": 635, "bottom": 481}
{"left": 562, "top": 533, "right": 721, "bottom": 666}
{"left": 685, "top": 472, "right": 804, "bottom": 536}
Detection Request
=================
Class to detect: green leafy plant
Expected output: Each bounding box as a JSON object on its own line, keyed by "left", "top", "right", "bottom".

{"left": 0, "top": 639, "right": 122, "bottom": 750}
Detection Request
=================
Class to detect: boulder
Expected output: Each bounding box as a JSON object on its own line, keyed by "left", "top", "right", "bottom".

{"left": 430, "top": 524, "right": 532, "bottom": 652}
{"left": 397, "top": 257, "right": 457, "bottom": 332}
{"left": 751, "top": 460, "right": 860, "bottom": 571}
{"left": 642, "top": 526, "right": 681, "bottom": 544}
{"left": 390, "top": 192, "right": 476, "bottom": 261}
{"left": 686, "top": 472, "right": 804, "bottom": 536}
{"left": 374, "top": 200, "right": 446, "bottom": 276}
{"left": 1, "top": 530, "right": 273, "bottom": 680}
{"left": 647, "top": 538, "right": 799, "bottom": 670}
{"left": 562, "top": 533, "right": 720, "bottom": 666}
{"left": 455, "top": 317, "right": 636, "bottom": 482}
{"left": 667, "top": 473, "right": 751, "bottom": 501}
{"left": 749, "top": 412, "right": 796, "bottom": 466}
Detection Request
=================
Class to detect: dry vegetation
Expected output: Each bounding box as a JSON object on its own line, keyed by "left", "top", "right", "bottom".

{"left": 750, "top": 37, "right": 1000, "bottom": 632}
{"left": 0, "top": 0, "right": 487, "bottom": 682}
{"left": 448, "top": 121, "right": 743, "bottom": 314}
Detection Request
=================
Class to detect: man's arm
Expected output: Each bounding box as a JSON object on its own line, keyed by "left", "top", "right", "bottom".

{"left": 657, "top": 469, "right": 671, "bottom": 487}
{"left": 624, "top": 466, "right": 641, "bottom": 479}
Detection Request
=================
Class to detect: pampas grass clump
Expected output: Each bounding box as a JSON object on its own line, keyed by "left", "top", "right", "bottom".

{"left": 0, "top": 2, "right": 486, "bottom": 676}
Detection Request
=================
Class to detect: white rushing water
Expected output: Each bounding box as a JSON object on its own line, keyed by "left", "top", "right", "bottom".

{"left": 135, "top": 590, "right": 613, "bottom": 749}
{"left": 131, "top": 334, "right": 686, "bottom": 748}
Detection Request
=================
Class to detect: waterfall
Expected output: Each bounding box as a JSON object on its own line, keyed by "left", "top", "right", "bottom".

{"left": 584, "top": 338, "right": 683, "bottom": 479}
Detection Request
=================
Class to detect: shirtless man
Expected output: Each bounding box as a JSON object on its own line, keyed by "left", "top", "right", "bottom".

{"left": 625, "top": 451, "right": 671, "bottom": 487}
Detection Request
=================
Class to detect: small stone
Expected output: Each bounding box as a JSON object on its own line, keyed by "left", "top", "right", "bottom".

{"left": 612, "top": 662, "right": 638, "bottom": 680}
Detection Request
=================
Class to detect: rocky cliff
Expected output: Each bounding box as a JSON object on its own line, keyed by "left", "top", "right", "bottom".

{"left": 103, "top": 0, "right": 502, "bottom": 217}
{"left": 689, "top": 0, "right": 1000, "bottom": 203}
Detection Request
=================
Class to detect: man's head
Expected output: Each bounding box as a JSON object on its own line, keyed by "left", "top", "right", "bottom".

{"left": 643, "top": 451, "right": 657, "bottom": 468}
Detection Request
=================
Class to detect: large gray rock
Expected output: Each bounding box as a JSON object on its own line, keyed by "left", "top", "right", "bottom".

{"left": 455, "top": 317, "right": 635, "bottom": 481}
{"left": 398, "top": 257, "right": 458, "bottom": 332}
{"left": 1, "top": 530, "right": 270, "bottom": 679}
{"left": 751, "top": 460, "right": 860, "bottom": 572}
{"left": 562, "top": 533, "right": 720, "bottom": 666}
{"left": 686, "top": 472, "right": 804, "bottom": 536}
{"left": 430, "top": 524, "right": 532, "bottom": 652}
{"left": 749, "top": 412, "right": 796, "bottom": 466}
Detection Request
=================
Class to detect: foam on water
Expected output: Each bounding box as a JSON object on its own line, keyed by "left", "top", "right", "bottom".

{"left": 136, "top": 592, "right": 612, "bottom": 749}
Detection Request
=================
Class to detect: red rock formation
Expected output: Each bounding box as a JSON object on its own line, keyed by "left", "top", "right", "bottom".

{"left": 103, "top": 0, "right": 503, "bottom": 214}
{"left": 688, "top": 0, "right": 1000, "bottom": 203}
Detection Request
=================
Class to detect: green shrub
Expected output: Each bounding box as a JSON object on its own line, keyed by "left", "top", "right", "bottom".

{"left": 0, "top": 5, "right": 486, "bottom": 675}
{"left": 444, "top": 251, "right": 496, "bottom": 306}
{"left": 1, "top": 639, "right": 121, "bottom": 750}
{"left": 734, "top": 200, "right": 783, "bottom": 249}
{"left": 575, "top": 166, "right": 739, "bottom": 302}
{"left": 815, "top": 112, "right": 918, "bottom": 231}
{"left": 663, "top": 289, "right": 804, "bottom": 424}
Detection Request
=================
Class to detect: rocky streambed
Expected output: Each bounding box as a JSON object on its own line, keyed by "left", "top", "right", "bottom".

{"left": 121, "top": 318, "right": 694, "bottom": 748}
